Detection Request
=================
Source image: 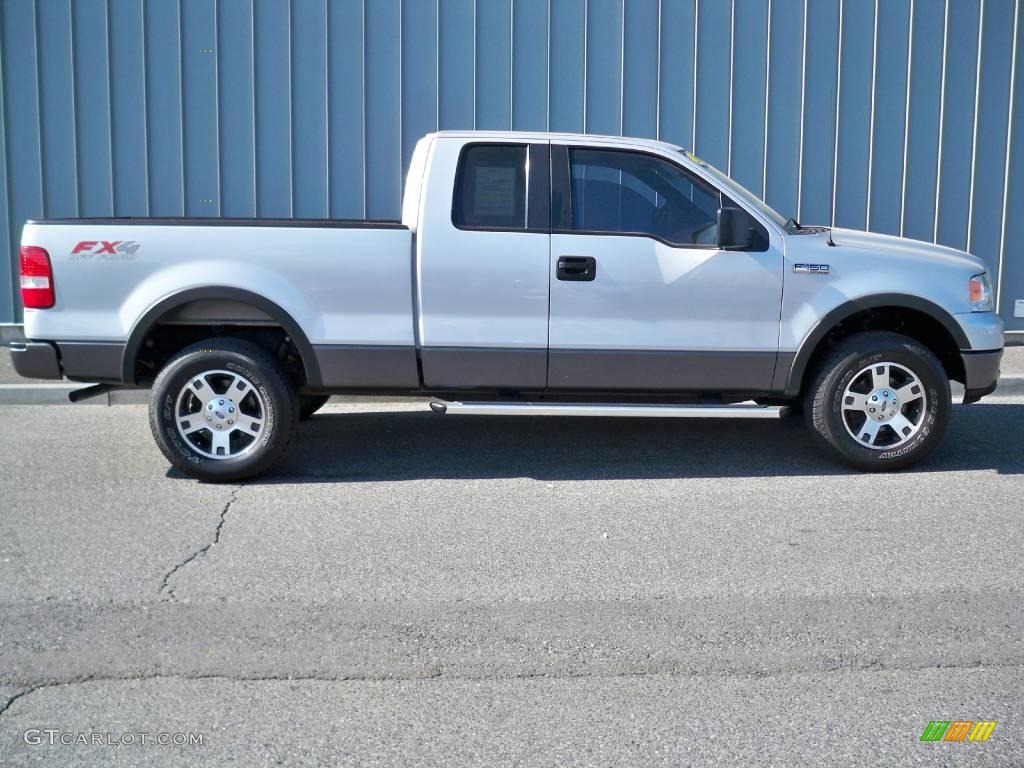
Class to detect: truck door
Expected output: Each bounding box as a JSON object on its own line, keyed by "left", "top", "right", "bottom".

{"left": 416, "top": 139, "right": 550, "bottom": 389}
{"left": 547, "top": 144, "right": 784, "bottom": 392}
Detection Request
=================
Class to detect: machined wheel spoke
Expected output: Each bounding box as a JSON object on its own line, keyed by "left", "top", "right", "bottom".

{"left": 230, "top": 375, "right": 254, "bottom": 401}
{"left": 186, "top": 378, "right": 211, "bottom": 406}
{"left": 895, "top": 383, "right": 922, "bottom": 403}
{"left": 843, "top": 393, "right": 869, "bottom": 412}
{"left": 889, "top": 413, "right": 915, "bottom": 437}
{"left": 870, "top": 364, "right": 890, "bottom": 390}
{"left": 232, "top": 414, "right": 262, "bottom": 435}
{"left": 178, "top": 415, "right": 206, "bottom": 435}
{"left": 858, "top": 419, "right": 884, "bottom": 445}
{"left": 209, "top": 428, "right": 232, "bottom": 456}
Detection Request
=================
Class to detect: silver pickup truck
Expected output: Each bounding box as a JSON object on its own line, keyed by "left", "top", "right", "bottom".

{"left": 10, "top": 131, "right": 1004, "bottom": 480}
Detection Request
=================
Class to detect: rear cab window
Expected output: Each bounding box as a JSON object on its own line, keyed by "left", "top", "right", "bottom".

{"left": 452, "top": 144, "right": 528, "bottom": 230}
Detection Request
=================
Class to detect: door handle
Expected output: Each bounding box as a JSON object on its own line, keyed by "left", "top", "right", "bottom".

{"left": 557, "top": 255, "right": 597, "bottom": 282}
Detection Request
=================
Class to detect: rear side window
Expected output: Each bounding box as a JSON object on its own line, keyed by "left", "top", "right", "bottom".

{"left": 452, "top": 144, "right": 527, "bottom": 230}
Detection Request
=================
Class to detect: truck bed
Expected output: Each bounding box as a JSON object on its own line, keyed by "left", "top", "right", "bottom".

{"left": 20, "top": 217, "right": 418, "bottom": 386}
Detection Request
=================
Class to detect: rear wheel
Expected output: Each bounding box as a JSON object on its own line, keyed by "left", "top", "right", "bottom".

{"left": 804, "top": 331, "right": 951, "bottom": 471}
{"left": 299, "top": 395, "right": 331, "bottom": 420}
{"left": 149, "top": 338, "right": 298, "bottom": 482}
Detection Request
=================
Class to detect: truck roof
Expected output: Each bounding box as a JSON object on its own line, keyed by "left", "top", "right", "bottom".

{"left": 426, "top": 130, "right": 685, "bottom": 154}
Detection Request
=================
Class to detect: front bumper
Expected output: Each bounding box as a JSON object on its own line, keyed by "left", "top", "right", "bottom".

{"left": 961, "top": 349, "right": 1002, "bottom": 404}
{"left": 9, "top": 340, "right": 62, "bottom": 380}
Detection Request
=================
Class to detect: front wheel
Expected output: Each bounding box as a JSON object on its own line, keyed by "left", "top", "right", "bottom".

{"left": 149, "top": 338, "right": 298, "bottom": 482}
{"left": 804, "top": 332, "right": 951, "bottom": 471}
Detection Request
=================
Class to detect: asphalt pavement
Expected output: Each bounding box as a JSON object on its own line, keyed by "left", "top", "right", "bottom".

{"left": 0, "top": 399, "right": 1022, "bottom": 766}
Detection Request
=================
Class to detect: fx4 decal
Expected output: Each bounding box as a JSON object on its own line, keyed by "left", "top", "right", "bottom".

{"left": 69, "top": 240, "right": 141, "bottom": 261}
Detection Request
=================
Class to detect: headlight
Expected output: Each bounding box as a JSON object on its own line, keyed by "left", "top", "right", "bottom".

{"left": 969, "top": 272, "right": 993, "bottom": 312}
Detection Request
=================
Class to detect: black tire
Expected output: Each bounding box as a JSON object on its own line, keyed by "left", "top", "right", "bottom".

{"left": 804, "top": 331, "right": 951, "bottom": 471}
{"left": 298, "top": 395, "right": 331, "bottom": 421}
{"left": 149, "top": 338, "right": 299, "bottom": 482}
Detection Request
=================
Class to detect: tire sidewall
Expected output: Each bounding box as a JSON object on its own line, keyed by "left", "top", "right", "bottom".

{"left": 152, "top": 348, "right": 292, "bottom": 480}
{"left": 821, "top": 343, "right": 949, "bottom": 469}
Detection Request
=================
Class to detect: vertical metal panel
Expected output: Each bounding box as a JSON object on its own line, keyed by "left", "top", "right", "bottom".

{"left": 364, "top": 0, "right": 400, "bottom": 218}
{"left": 694, "top": 0, "right": 730, "bottom": 169}
{"left": 327, "top": 0, "right": 366, "bottom": 218}
{"left": 832, "top": 0, "right": 874, "bottom": 229}
{"left": 513, "top": 0, "right": 550, "bottom": 131}
{"left": 800, "top": 0, "right": 839, "bottom": 227}
{"left": 730, "top": 0, "right": 769, "bottom": 196}
{"left": 144, "top": 0, "right": 185, "bottom": 216}
{"left": 901, "top": 1, "right": 944, "bottom": 243}
{"left": 548, "top": 0, "right": 585, "bottom": 132}
{"left": 0, "top": 3, "right": 22, "bottom": 322}
{"left": 621, "top": 0, "right": 657, "bottom": 139}
{"left": 401, "top": 0, "right": 437, "bottom": 172}
{"left": 109, "top": 0, "right": 149, "bottom": 216}
{"left": 182, "top": 0, "right": 219, "bottom": 217}
{"left": 867, "top": 0, "right": 911, "bottom": 235}
{"left": 2, "top": 0, "right": 43, "bottom": 323}
{"left": 253, "top": 0, "right": 292, "bottom": 217}
{"left": 935, "top": 0, "right": 981, "bottom": 250}
{"left": 1, "top": 0, "right": 1022, "bottom": 330}
{"left": 438, "top": 0, "right": 475, "bottom": 130}
{"left": 971, "top": 0, "right": 1014, "bottom": 279}
{"left": 764, "top": 0, "right": 804, "bottom": 218}
{"left": 998, "top": 5, "right": 1023, "bottom": 319}
{"left": 657, "top": 0, "right": 696, "bottom": 147}
{"left": 476, "top": 0, "right": 511, "bottom": 129}
{"left": 72, "top": 0, "right": 115, "bottom": 216}
{"left": 583, "top": 0, "right": 623, "bottom": 136}
{"left": 217, "top": 0, "right": 256, "bottom": 217}
{"left": 291, "top": 0, "right": 328, "bottom": 218}
{"left": 37, "top": 0, "right": 80, "bottom": 217}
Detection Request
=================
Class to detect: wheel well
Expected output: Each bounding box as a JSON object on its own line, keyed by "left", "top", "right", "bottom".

{"left": 129, "top": 299, "right": 312, "bottom": 387}
{"left": 797, "top": 306, "right": 965, "bottom": 394}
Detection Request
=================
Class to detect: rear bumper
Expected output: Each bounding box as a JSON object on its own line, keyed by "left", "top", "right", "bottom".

{"left": 9, "top": 340, "right": 62, "bottom": 379}
{"left": 961, "top": 349, "right": 1002, "bottom": 404}
{"left": 9, "top": 339, "right": 126, "bottom": 383}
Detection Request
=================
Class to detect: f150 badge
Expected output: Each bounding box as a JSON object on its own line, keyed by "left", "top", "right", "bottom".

{"left": 793, "top": 263, "right": 830, "bottom": 274}
{"left": 69, "top": 240, "right": 141, "bottom": 261}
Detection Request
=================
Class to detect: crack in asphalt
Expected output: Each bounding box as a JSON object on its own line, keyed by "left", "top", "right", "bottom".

{"left": 1, "top": 659, "right": 1022, "bottom": 697}
{"left": 0, "top": 685, "right": 43, "bottom": 719}
{"left": 157, "top": 485, "right": 242, "bottom": 600}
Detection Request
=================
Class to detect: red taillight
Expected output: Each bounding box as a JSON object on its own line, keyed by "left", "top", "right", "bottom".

{"left": 20, "top": 246, "right": 54, "bottom": 309}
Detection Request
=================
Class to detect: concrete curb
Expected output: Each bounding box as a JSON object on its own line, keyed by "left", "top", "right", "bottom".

{"left": 1, "top": 378, "right": 1023, "bottom": 406}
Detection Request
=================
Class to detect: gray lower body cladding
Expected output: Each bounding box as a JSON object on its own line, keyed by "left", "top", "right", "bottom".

{"left": 8, "top": 341, "right": 1005, "bottom": 403}
{"left": 8, "top": 340, "right": 124, "bottom": 382}
{"left": 546, "top": 349, "right": 778, "bottom": 392}
{"left": 419, "top": 347, "right": 547, "bottom": 389}
{"left": 961, "top": 349, "right": 1002, "bottom": 403}
{"left": 9, "top": 340, "right": 62, "bottom": 379}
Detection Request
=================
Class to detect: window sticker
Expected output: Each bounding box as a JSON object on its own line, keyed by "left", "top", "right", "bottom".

{"left": 474, "top": 166, "right": 517, "bottom": 217}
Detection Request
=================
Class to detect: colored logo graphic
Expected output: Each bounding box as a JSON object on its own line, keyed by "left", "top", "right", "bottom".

{"left": 920, "top": 721, "right": 997, "bottom": 742}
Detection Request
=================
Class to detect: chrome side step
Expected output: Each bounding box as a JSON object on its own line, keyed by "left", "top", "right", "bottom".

{"left": 429, "top": 401, "right": 788, "bottom": 419}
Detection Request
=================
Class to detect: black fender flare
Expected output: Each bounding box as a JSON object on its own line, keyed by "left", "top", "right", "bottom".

{"left": 122, "top": 287, "right": 322, "bottom": 386}
{"left": 780, "top": 293, "right": 970, "bottom": 396}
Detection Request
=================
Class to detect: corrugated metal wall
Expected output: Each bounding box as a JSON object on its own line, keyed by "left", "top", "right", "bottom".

{"left": 1, "top": 0, "right": 1022, "bottom": 330}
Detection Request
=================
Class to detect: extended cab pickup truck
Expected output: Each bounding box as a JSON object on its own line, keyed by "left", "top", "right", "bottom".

{"left": 10, "top": 131, "right": 1004, "bottom": 480}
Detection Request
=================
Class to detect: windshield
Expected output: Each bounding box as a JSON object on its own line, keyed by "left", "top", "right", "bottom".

{"left": 676, "top": 149, "right": 790, "bottom": 231}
